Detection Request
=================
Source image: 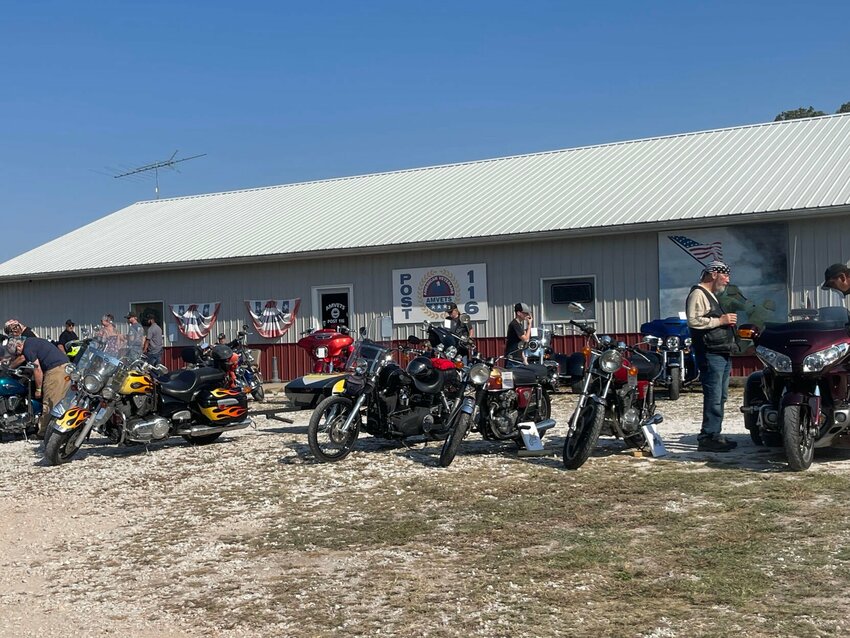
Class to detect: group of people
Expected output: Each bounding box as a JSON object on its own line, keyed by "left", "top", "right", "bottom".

{"left": 1, "top": 313, "right": 165, "bottom": 439}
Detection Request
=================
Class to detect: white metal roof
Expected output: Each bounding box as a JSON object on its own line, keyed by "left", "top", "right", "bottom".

{"left": 3, "top": 113, "right": 850, "bottom": 279}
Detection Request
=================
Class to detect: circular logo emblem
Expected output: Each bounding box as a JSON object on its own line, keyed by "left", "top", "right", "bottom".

{"left": 418, "top": 270, "right": 459, "bottom": 319}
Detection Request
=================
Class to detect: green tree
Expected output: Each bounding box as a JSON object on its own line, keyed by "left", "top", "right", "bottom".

{"left": 838, "top": 102, "right": 850, "bottom": 114}
{"left": 774, "top": 106, "right": 827, "bottom": 121}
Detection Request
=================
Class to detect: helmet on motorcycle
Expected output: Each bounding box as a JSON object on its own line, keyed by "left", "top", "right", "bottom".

{"left": 211, "top": 344, "right": 234, "bottom": 363}
{"left": 406, "top": 356, "right": 439, "bottom": 386}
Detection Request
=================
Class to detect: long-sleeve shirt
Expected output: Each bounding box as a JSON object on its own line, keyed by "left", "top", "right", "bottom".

{"left": 686, "top": 285, "right": 723, "bottom": 330}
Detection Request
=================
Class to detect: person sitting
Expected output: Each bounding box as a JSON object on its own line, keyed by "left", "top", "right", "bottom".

{"left": 445, "top": 303, "right": 473, "bottom": 338}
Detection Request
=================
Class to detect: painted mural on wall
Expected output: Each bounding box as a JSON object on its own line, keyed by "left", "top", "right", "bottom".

{"left": 169, "top": 302, "right": 221, "bottom": 340}
{"left": 392, "top": 263, "right": 488, "bottom": 323}
{"left": 659, "top": 225, "right": 788, "bottom": 329}
{"left": 245, "top": 298, "right": 301, "bottom": 338}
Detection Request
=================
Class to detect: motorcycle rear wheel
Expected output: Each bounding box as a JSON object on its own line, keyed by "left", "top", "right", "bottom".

{"left": 563, "top": 401, "right": 604, "bottom": 470}
{"left": 44, "top": 427, "right": 85, "bottom": 466}
{"left": 251, "top": 384, "right": 266, "bottom": 402}
{"left": 668, "top": 373, "right": 681, "bottom": 401}
{"left": 782, "top": 405, "right": 815, "bottom": 471}
{"left": 308, "top": 396, "right": 360, "bottom": 463}
{"left": 439, "top": 412, "right": 472, "bottom": 468}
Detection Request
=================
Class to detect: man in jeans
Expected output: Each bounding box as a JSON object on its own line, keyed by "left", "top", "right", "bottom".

{"left": 143, "top": 315, "right": 164, "bottom": 367}
{"left": 686, "top": 261, "right": 739, "bottom": 452}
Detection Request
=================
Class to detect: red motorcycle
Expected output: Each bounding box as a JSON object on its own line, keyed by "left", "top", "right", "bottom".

{"left": 297, "top": 326, "right": 354, "bottom": 373}
{"left": 739, "top": 306, "right": 850, "bottom": 471}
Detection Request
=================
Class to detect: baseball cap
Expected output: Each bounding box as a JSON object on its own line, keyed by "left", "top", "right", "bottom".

{"left": 822, "top": 263, "right": 850, "bottom": 290}
{"left": 446, "top": 302, "right": 458, "bottom": 312}
{"left": 702, "top": 260, "right": 731, "bottom": 276}
{"left": 514, "top": 302, "right": 531, "bottom": 314}
{"left": 65, "top": 319, "right": 74, "bottom": 327}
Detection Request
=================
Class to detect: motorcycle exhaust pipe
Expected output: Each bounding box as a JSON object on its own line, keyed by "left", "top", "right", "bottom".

{"left": 177, "top": 419, "right": 252, "bottom": 437}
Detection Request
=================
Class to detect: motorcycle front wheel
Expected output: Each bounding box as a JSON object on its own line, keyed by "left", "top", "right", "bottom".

{"left": 668, "top": 372, "right": 681, "bottom": 401}
{"left": 308, "top": 396, "right": 360, "bottom": 463}
{"left": 563, "top": 401, "right": 604, "bottom": 470}
{"left": 44, "top": 427, "right": 85, "bottom": 466}
{"left": 439, "top": 411, "right": 472, "bottom": 468}
{"left": 782, "top": 405, "right": 815, "bottom": 471}
{"left": 251, "top": 383, "right": 266, "bottom": 402}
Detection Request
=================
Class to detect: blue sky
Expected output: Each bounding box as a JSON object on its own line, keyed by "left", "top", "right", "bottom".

{"left": 1, "top": 0, "right": 848, "bottom": 263}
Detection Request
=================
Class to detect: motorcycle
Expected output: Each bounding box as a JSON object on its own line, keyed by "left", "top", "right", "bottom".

{"left": 226, "top": 326, "right": 265, "bottom": 402}
{"left": 521, "top": 323, "right": 586, "bottom": 392}
{"left": 307, "top": 317, "right": 465, "bottom": 463}
{"left": 738, "top": 305, "right": 850, "bottom": 471}
{"left": 0, "top": 362, "right": 41, "bottom": 438}
{"left": 562, "top": 305, "right": 664, "bottom": 470}
{"left": 44, "top": 341, "right": 251, "bottom": 465}
{"left": 640, "top": 316, "right": 699, "bottom": 400}
{"left": 438, "top": 347, "right": 557, "bottom": 468}
{"left": 284, "top": 325, "right": 356, "bottom": 409}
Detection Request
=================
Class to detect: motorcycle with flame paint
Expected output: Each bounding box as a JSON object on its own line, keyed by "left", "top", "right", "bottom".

{"left": 44, "top": 341, "right": 252, "bottom": 465}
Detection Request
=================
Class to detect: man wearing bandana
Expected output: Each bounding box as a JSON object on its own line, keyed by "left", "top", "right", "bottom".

{"left": 686, "top": 261, "right": 739, "bottom": 452}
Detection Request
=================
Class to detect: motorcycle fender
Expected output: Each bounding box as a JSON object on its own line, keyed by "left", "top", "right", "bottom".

{"left": 55, "top": 406, "right": 93, "bottom": 432}
{"left": 780, "top": 392, "right": 820, "bottom": 422}
{"left": 461, "top": 396, "right": 476, "bottom": 414}
{"left": 331, "top": 379, "right": 346, "bottom": 395}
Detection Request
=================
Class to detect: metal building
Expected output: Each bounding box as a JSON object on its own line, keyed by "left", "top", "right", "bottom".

{"left": 2, "top": 114, "right": 850, "bottom": 378}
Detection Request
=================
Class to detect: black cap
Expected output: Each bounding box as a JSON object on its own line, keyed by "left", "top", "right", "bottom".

{"left": 65, "top": 319, "right": 74, "bottom": 327}
{"left": 446, "top": 302, "right": 458, "bottom": 312}
{"left": 822, "top": 263, "right": 850, "bottom": 290}
{"left": 514, "top": 302, "right": 531, "bottom": 314}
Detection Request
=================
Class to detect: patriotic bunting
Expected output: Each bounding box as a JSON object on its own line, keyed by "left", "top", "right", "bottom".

{"left": 169, "top": 302, "right": 221, "bottom": 340}
{"left": 245, "top": 298, "right": 301, "bottom": 338}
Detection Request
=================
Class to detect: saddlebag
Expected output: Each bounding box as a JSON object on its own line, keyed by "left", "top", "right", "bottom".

{"left": 197, "top": 387, "right": 249, "bottom": 424}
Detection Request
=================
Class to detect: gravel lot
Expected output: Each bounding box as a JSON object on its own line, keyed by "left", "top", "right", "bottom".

{"left": 2, "top": 384, "right": 849, "bottom": 637}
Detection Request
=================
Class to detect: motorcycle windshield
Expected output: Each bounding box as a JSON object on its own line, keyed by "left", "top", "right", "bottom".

{"left": 345, "top": 340, "right": 390, "bottom": 375}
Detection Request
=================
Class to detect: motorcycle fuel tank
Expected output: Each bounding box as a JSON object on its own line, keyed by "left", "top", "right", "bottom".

{"left": 0, "top": 375, "right": 27, "bottom": 397}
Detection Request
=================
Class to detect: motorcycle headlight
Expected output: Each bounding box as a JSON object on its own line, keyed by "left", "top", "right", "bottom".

{"left": 445, "top": 346, "right": 458, "bottom": 359}
{"left": 755, "top": 346, "right": 793, "bottom": 374}
{"left": 665, "top": 336, "right": 680, "bottom": 350}
{"left": 803, "top": 343, "right": 849, "bottom": 373}
{"left": 527, "top": 339, "right": 540, "bottom": 351}
{"left": 83, "top": 373, "right": 105, "bottom": 393}
{"left": 101, "top": 386, "right": 115, "bottom": 400}
{"left": 354, "top": 358, "right": 368, "bottom": 375}
{"left": 599, "top": 349, "right": 623, "bottom": 374}
{"left": 314, "top": 346, "right": 329, "bottom": 359}
{"left": 469, "top": 363, "right": 490, "bottom": 386}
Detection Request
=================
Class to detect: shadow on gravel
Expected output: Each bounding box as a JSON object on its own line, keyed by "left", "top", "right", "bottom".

{"left": 31, "top": 435, "right": 241, "bottom": 466}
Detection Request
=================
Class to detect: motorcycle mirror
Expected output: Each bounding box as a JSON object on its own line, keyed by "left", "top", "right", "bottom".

{"left": 459, "top": 313, "right": 471, "bottom": 325}
{"left": 359, "top": 326, "right": 367, "bottom": 338}
{"left": 568, "top": 302, "right": 586, "bottom": 314}
{"left": 243, "top": 324, "right": 249, "bottom": 331}
{"left": 156, "top": 364, "right": 168, "bottom": 375}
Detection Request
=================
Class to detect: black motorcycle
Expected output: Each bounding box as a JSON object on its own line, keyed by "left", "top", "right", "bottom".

{"left": 307, "top": 332, "right": 464, "bottom": 463}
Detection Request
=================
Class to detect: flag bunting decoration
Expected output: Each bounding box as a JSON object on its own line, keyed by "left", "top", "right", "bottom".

{"left": 169, "top": 302, "right": 221, "bottom": 340}
{"left": 245, "top": 298, "right": 301, "bottom": 338}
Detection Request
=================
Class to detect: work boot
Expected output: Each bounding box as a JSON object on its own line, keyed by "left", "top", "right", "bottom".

{"left": 714, "top": 435, "right": 738, "bottom": 449}
{"left": 697, "top": 436, "right": 735, "bottom": 452}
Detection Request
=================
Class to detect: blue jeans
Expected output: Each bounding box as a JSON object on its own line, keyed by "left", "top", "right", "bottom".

{"left": 145, "top": 352, "right": 162, "bottom": 367}
{"left": 697, "top": 351, "right": 731, "bottom": 440}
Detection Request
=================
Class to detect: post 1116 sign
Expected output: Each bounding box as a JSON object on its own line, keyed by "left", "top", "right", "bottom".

{"left": 392, "top": 263, "right": 488, "bottom": 324}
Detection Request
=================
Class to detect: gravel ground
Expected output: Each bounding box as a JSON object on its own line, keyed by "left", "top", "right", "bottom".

{"left": 2, "top": 385, "right": 849, "bottom": 637}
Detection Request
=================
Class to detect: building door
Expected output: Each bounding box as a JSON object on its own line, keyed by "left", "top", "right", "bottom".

{"left": 313, "top": 285, "right": 353, "bottom": 330}
{"left": 129, "top": 300, "right": 166, "bottom": 342}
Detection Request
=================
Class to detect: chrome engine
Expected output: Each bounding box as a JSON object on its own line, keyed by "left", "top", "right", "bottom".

{"left": 124, "top": 416, "right": 171, "bottom": 443}
{"left": 490, "top": 390, "right": 519, "bottom": 435}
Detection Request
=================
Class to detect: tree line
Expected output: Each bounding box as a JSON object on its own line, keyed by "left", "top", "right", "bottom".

{"left": 775, "top": 101, "right": 850, "bottom": 121}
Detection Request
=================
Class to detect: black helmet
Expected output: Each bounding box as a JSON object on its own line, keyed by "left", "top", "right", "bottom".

{"left": 211, "top": 344, "right": 234, "bottom": 362}
{"left": 405, "top": 356, "right": 439, "bottom": 385}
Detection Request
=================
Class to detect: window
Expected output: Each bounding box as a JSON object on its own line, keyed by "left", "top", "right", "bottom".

{"left": 541, "top": 276, "right": 596, "bottom": 322}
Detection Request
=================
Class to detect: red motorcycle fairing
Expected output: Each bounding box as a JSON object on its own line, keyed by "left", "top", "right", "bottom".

{"left": 298, "top": 328, "right": 354, "bottom": 373}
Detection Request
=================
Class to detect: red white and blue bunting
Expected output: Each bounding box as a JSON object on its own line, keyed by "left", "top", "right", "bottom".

{"left": 245, "top": 298, "right": 301, "bottom": 339}
{"left": 169, "top": 302, "right": 221, "bottom": 340}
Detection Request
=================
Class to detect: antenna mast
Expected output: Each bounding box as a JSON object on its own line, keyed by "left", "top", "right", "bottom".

{"left": 113, "top": 150, "right": 206, "bottom": 198}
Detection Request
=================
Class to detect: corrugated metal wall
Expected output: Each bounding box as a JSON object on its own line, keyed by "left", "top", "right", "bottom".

{"left": 0, "top": 230, "right": 660, "bottom": 345}
{"left": 789, "top": 214, "right": 850, "bottom": 309}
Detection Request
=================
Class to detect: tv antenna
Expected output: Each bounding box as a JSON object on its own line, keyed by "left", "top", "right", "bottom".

{"left": 112, "top": 150, "right": 206, "bottom": 199}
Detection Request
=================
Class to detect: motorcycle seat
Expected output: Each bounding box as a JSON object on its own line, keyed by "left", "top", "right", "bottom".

{"left": 509, "top": 364, "right": 550, "bottom": 385}
{"left": 160, "top": 367, "right": 226, "bottom": 401}
{"left": 631, "top": 351, "right": 663, "bottom": 381}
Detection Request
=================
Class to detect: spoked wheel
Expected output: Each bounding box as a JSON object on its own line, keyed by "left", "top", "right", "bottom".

{"left": 439, "top": 412, "right": 472, "bottom": 468}
{"left": 308, "top": 396, "right": 360, "bottom": 463}
{"left": 782, "top": 405, "right": 815, "bottom": 471}
{"left": 563, "top": 401, "right": 605, "bottom": 470}
{"left": 44, "top": 427, "right": 85, "bottom": 466}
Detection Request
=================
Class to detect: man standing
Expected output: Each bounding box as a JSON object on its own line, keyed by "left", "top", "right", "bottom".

{"left": 125, "top": 312, "right": 145, "bottom": 353}
{"left": 57, "top": 319, "right": 78, "bottom": 354}
{"left": 821, "top": 263, "right": 850, "bottom": 295}
{"left": 685, "top": 261, "right": 739, "bottom": 452}
{"left": 6, "top": 336, "right": 70, "bottom": 439}
{"left": 505, "top": 302, "right": 533, "bottom": 365}
{"left": 143, "top": 315, "right": 164, "bottom": 367}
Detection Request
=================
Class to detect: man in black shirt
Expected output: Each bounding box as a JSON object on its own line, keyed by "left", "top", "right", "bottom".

{"left": 445, "top": 303, "right": 473, "bottom": 338}
{"left": 57, "top": 319, "right": 78, "bottom": 354}
{"left": 6, "top": 336, "right": 70, "bottom": 438}
{"left": 505, "top": 302, "right": 533, "bottom": 365}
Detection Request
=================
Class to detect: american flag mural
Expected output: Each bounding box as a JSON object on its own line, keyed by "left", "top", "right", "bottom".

{"left": 245, "top": 298, "right": 301, "bottom": 338}
{"left": 667, "top": 235, "right": 724, "bottom": 265}
{"left": 169, "top": 302, "right": 221, "bottom": 340}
